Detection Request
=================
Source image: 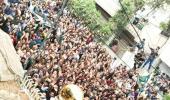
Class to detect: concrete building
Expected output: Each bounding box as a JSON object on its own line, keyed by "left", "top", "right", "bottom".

{"left": 159, "top": 38, "right": 170, "bottom": 76}
{"left": 123, "top": 4, "right": 170, "bottom": 76}
{"left": 127, "top": 4, "right": 170, "bottom": 52}
{"left": 95, "top": 0, "right": 121, "bottom": 18}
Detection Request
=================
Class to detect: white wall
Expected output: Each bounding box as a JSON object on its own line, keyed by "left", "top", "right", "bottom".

{"left": 127, "top": 4, "right": 170, "bottom": 53}
{"left": 160, "top": 38, "right": 170, "bottom": 67}
{"left": 95, "top": 0, "right": 121, "bottom": 16}
{"left": 159, "top": 62, "right": 170, "bottom": 76}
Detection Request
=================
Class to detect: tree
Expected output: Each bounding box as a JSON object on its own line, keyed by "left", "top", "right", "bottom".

{"left": 134, "top": 0, "right": 145, "bottom": 11}
{"left": 160, "top": 20, "right": 170, "bottom": 31}
{"left": 68, "top": 0, "right": 113, "bottom": 38}
{"left": 111, "top": 0, "right": 136, "bottom": 35}
{"left": 68, "top": 0, "right": 147, "bottom": 41}
{"left": 146, "top": 0, "right": 170, "bottom": 9}
{"left": 160, "top": 22, "right": 169, "bottom": 31}
{"left": 164, "top": 94, "right": 170, "bottom": 100}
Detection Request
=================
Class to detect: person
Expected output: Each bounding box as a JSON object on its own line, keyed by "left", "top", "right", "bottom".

{"left": 142, "top": 46, "right": 160, "bottom": 71}
{"left": 133, "top": 17, "right": 139, "bottom": 25}
{"left": 110, "top": 57, "right": 117, "bottom": 70}
{"left": 134, "top": 51, "right": 145, "bottom": 70}
{"left": 0, "top": 1, "right": 149, "bottom": 99}
{"left": 111, "top": 39, "right": 118, "bottom": 53}
{"left": 136, "top": 38, "right": 145, "bottom": 50}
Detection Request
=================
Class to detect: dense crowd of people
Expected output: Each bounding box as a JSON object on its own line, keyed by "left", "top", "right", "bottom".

{"left": 0, "top": 0, "right": 170, "bottom": 100}
{"left": 137, "top": 70, "right": 170, "bottom": 100}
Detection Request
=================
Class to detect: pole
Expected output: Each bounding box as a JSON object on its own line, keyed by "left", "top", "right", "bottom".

{"left": 119, "top": 0, "right": 142, "bottom": 42}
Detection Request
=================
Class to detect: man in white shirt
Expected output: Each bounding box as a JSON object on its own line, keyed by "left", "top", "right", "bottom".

{"left": 110, "top": 58, "right": 121, "bottom": 71}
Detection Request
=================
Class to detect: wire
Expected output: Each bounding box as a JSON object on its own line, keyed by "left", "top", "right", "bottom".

{"left": 118, "top": 0, "right": 142, "bottom": 43}
{"left": 144, "top": 26, "right": 154, "bottom": 46}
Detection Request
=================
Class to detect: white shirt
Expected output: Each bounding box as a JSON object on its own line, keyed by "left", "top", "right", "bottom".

{"left": 50, "top": 97, "right": 56, "bottom": 100}
{"left": 110, "top": 60, "right": 120, "bottom": 70}
{"left": 57, "top": 28, "right": 62, "bottom": 36}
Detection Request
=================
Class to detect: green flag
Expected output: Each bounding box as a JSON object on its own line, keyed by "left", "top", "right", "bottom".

{"left": 138, "top": 75, "right": 150, "bottom": 83}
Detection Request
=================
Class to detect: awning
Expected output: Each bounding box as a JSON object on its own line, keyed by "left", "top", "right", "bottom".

{"left": 95, "top": 0, "right": 121, "bottom": 17}
{"left": 160, "top": 39, "right": 170, "bottom": 67}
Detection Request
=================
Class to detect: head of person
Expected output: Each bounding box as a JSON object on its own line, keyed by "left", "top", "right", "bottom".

{"left": 156, "top": 46, "right": 160, "bottom": 50}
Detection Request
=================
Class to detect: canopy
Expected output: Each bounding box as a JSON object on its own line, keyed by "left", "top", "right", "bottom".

{"left": 0, "top": 29, "right": 24, "bottom": 81}
{"left": 95, "top": 0, "right": 121, "bottom": 17}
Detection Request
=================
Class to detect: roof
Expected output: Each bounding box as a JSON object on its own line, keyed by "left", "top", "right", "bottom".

{"left": 95, "top": 0, "right": 121, "bottom": 17}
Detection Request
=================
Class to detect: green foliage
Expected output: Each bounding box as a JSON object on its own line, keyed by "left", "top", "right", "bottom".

{"left": 164, "top": 94, "right": 170, "bottom": 100}
{"left": 112, "top": 10, "right": 128, "bottom": 30}
{"left": 160, "top": 20, "right": 170, "bottom": 31}
{"left": 134, "top": 0, "right": 145, "bottom": 11}
{"left": 68, "top": 0, "right": 147, "bottom": 39}
{"left": 146, "top": 0, "right": 170, "bottom": 9}
{"left": 111, "top": 0, "right": 136, "bottom": 33}
{"left": 160, "top": 22, "right": 168, "bottom": 30}
{"left": 68, "top": 0, "right": 113, "bottom": 36}
{"left": 121, "top": 0, "right": 135, "bottom": 14}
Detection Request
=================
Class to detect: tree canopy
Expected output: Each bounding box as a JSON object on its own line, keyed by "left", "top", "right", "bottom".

{"left": 68, "top": 0, "right": 142, "bottom": 39}
{"left": 68, "top": 0, "right": 113, "bottom": 37}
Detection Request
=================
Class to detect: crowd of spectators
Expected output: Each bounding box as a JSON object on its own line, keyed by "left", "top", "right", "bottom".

{"left": 26, "top": 8, "right": 140, "bottom": 100}
{"left": 0, "top": 0, "right": 170, "bottom": 100}
{"left": 144, "top": 71, "right": 170, "bottom": 99}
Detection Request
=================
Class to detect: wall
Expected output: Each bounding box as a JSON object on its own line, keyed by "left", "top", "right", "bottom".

{"left": 160, "top": 38, "right": 170, "bottom": 67}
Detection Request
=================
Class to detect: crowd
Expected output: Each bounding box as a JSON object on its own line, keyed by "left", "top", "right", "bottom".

{"left": 141, "top": 71, "right": 170, "bottom": 99}
{"left": 26, "top": 9, "right": 140, "bottom": 100}
{"left": 0, "top": 0, "right": 170, "bottom": 100}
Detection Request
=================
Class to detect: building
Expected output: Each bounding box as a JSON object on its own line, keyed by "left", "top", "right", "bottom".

{"left": 159, "top": 38, "right": 170, "bottom": 76}
{"left": 95, "top": 0, "right": 121, "bottom": 19}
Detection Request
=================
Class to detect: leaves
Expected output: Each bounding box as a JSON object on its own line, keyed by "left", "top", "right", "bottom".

{"left": 68, "top": 0, "right": 147, "bottom": 40}
{"left": 160, "top": 20, "right": 170, "bottom": 31}
{"left": 164, "top": 94, "right": 170, "bottom": 100}
{"left": 111, "top": 0, "right": 135, "bottom": 33}
{"left": 160, "top": 22, "right": 168, "bottom": 30}
{"left": 68, "top": 0, "right": 113, "bottom": 36}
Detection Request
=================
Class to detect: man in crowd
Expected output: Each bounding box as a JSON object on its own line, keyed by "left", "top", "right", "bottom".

{"left": 134, "top": 51, "right": 145, "bottom": 70}
{"left": 142, "top": 46, "right": 160, "bottom": 71}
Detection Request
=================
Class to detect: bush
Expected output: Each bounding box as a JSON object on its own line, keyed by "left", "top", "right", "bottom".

{"left": 164, "top": 94, "right": 170, "bottom": 100}
{"left": 160, "top": 22, "right": 168, "bottom": 31}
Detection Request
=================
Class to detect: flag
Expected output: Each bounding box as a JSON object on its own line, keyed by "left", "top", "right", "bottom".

{"left": 138, "top": 75, "right": 150, "bottom": 84}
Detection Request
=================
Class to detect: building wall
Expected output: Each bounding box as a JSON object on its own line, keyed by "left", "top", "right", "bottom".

{"left": 159, "top": 61, "right": 170, "bottom": 77}
{"left": 160, "top": 38, "right": 170, "bottom": 67}
{"left": 127, "top": 4, "right": 170, "bottom": 53}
